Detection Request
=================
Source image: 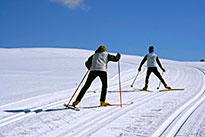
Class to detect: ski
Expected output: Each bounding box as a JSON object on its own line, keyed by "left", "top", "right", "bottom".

{"left": 64, "top": 104, "right": 80, "bottom": 111}
{"left": 63, "top": 102, "right": 133, "bottom": 110}
{"left": 159, "top": 88, "right": 184, "bottom": 92}
{"left": 108, "top": 102, "right": 134, "bottom": 106}
{"left": 132, "top": 88, "right": 153, "bottom": 92}
{"left": 80, "top": 102, "right": 133, "bottom": 109}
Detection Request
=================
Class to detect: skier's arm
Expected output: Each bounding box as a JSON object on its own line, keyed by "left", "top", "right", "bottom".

{"left": 138, "top": 55, "right": 147, "bottom": 72}
{"left": 85, "top": 55, "right": 93, "bottom": 70}
{"left": 156, "top": 56, "right": 165, "bottom": 72}
{"left": 108, "top": 53, "right": 121, "bottom": 62}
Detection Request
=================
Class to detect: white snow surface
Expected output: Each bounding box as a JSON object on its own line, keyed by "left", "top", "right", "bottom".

{"left": 0, "top": 48, "right": 205, "bottom": 137}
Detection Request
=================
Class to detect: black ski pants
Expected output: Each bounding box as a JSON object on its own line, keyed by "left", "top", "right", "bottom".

{"left": 145, "top": 67, "right": 166, "bottom": 85}
{"left": 76, "top": 71, "right": 107, "bottom": 102}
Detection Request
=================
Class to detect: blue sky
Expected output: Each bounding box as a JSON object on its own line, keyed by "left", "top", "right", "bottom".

{"left": 0, "top": 0, "right": 204, "bottom": 61}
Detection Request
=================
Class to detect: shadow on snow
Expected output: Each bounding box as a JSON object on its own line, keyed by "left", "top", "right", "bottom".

{"left": 4, "top": 107, "right": 71, "bottom": 114}
{"left": 4, "top": 90, "right": 140, "bottom": 114}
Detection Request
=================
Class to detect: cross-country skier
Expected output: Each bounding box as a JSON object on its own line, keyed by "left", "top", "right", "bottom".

{"left": 138, "top": 46, "right": 171, "bottom": 90}
{"left": 72, "top": 45, "right": 121, "bottom": 107}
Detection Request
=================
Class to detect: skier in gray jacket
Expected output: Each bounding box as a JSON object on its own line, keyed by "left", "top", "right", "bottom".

{"left": 138, "top": 46, "right": 171, "bottom": 90}
{"left": 72, "top": 45, "right": 121, "bottom": 107}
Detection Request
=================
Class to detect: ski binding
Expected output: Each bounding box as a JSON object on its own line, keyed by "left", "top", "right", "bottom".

{"left": 64, "top": 103, "right": 80, "bottom": 111}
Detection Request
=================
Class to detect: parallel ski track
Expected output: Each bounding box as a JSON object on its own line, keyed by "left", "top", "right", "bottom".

{"left": 56, "top": 65, "right": 182, "bottom": 137}
{"left": 151, "top": 67, "right": 205, "bottom": 137}
{"left": 0, "top": 67, "right": 146, "bottom": 109}
{"left": 0, "top": 61, "right": 182, "bottom": 137}
{"left": 57, "top": 91, "right": 167, "bottom": 137}
{"left": 0, "top": 61, "right": 179, "bottom": 132}
{"left": 0, "top": 67, "right": 147, "bottom": 128}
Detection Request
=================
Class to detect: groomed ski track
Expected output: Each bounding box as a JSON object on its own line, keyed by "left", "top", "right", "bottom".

{"left": 151, "top": 68, "right": 205, "bottom": 137}
{"left": 0, "top": 48, "right": 205, "bottom": 137}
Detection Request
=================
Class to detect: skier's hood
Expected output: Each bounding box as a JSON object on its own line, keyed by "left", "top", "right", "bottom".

{"left": 95, "top": 45, "right": 107, "bottom": 53}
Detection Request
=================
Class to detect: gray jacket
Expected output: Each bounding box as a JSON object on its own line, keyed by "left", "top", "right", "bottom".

{"left": 138, "top": 52, "right": 165, "bottom": 71}
{"left": 85, "top": 51, "right": 120, "bottom": 72}
{"left": 147, "top": 52, "right": 157, "bottom": 67}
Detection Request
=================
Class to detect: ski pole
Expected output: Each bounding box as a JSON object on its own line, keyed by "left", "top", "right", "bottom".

{"left": 118, "top": 61, "right": 122, "bottom": 107}
{"left": 66, "top": 70, "right": 90, "bottom": 106}
{"left": 157, "top": 72, "right": 164, "bottom": 89}
{"left": 130, "top": 71, "right": 139, "bottom": 87}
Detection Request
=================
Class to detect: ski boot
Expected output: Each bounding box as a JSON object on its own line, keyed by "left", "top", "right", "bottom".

{"left": 164, "top": 83, "right": 171, "bottom": 89}
{"left": 72, "top": 100, "right": 80, "bottom": 107}
{"left": 143, "top": 83, "right": 148, "bottom": 90}
{"left": 100, "top": 101, "right": 110, "bottom": 106}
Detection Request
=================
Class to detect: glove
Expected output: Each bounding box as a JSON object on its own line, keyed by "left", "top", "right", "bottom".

{"left": 138, "top": 67, "right": 141, "bottom": 72}
{"left": 117, "top": 52, "right": 121, "bottom": 59}
{"left": 162, "top": 68, "right": 166, "bottom": 72}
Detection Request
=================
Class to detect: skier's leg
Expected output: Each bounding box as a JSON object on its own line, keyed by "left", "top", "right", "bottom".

{"left": 75, "top": 71, "right": 97, "bottom": 102}
{"left": 153, "top": 68, "right": 166, "bottom": 84}
{"left": 144, "top": 68, "right": 152, "bottom": 89}
{"left": 99, "top": 71, "right": 108, "bottom": 102}
{"left": 153, "top": 68, "right": 171, "bottom": 89}
{"left": 145, "top": 68, "right": 152, "bottom": 84}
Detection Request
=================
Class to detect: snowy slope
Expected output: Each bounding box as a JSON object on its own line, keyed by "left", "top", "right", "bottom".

{"left": 0, "top": 48, "right": 205, "bottom": 137}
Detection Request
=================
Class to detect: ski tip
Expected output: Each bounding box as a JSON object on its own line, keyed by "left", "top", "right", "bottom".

{"left": 108, "top": 102, "right": 134, "bottom": 106}
{"left": 159, "top": 88, "right": 184, "bottom": 92}
{"left": 139, "top": 89, "right": 153, "bottom": 92}
{"left": 64, "top": 103, "right": 69, "bottom": 108}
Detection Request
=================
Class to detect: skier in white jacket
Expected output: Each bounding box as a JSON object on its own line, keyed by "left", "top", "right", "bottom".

{"left": 138, "top": 46, "right": 171, "bottom": 90}
{"left": 72, "top": 45, "right": 121, "bottom": 107}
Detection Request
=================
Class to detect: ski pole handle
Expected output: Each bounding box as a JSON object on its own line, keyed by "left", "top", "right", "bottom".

{"left": 131, "top": 71, "right": 139, "bottom": 87}
{"left": 66, "top": 70, "right": 90, "bottom": 106}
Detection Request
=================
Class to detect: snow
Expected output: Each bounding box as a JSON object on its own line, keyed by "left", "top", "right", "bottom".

{"left": 0, "top": 48, "right": 205, "bottom": 137}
